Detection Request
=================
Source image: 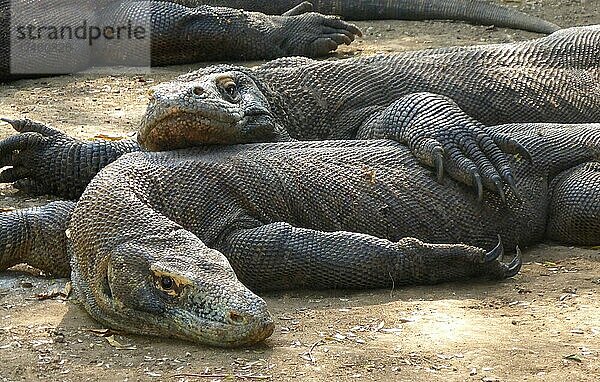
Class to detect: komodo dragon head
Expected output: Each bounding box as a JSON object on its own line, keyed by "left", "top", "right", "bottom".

{"left": 139, "top": 66, "right": 289, "bottom": 151}
{"left": 72, "top": 229, "right": 274, "bottom": 347}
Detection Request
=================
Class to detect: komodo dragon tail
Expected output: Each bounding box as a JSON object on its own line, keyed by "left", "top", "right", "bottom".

{"left": 204, "top": 0, "right": 561, "bottom": 34}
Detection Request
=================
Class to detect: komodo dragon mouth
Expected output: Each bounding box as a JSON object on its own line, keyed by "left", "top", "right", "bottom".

{"left": 138, "top": 71, "right": 281, "bottom": 151}
{"left": 138, "top": 108, "right": 278, "bottom": 151}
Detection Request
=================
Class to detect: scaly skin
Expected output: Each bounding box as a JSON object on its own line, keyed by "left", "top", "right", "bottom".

{"left": 170, "top": 0, "right": 561, "bottom": 33}
{"left": 140, "top": 25, "right": 600, "bottom": 147}
{"left": 0, "top": 0, "right": 360, "bottom": 80}
{"left": 138, "top": 26, "right": 600, "bottom": 196}
{"left": 1, "top": 120, "right": 600, "bottom": 346}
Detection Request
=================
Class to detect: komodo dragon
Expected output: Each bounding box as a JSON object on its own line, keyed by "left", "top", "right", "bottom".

{"left": 7, "top": 26, "right": 592, "bottom": 199}
{"left": 0, "top": 111, "right": 599, "bottom": 346}
{"left": 0, "top": 0, "right": 360, "bottom": 80}
{"left": 0, "top": 0, "right": 559, "bottom": 80}
{"left": 171, "top": 0, "right": 561, "bottom": 32}
{"left": 138, "top": 25, "right": 600, "bottom": 150}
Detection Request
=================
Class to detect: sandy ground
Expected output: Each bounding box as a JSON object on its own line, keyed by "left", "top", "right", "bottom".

{"left": 0, "top": 1, "right": 599, "bottom": 381}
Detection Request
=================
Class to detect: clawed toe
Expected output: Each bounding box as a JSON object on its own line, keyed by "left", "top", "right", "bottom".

{"left": 483, "top": 239, "right": 522, "bottom": 279}
{"left": 503, "top": 246, "right": 522, "bottom": 278}
{"left": 0, "top": 117, "right": 61, "bottom": 136}
{"left": 506, "top": 174, "right": 520, "bottom": 199}
{"left": 493, "top": 179, "right": 506, "bottom": 203}
{"left": 473, "top": 172, "right": 484, "bottom": 202}
{"left": 484, "top": 235, "right": 504, "bottom": 262}
{"left": 1, "top": 117, "right": 28, "bottom": 132}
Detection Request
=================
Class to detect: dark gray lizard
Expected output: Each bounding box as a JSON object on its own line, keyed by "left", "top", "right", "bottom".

{"left": 188, "top": 0, "right": 561, "bottom": 33}
{"left": 3, "top": 27, "right": 597, "bottom": 200}
{"left": 0, "top": 115, "right": 599, "bottom": 346}
{"left": 0, "top": 0, "right": 559, "bottom": 80}
{"left": 139, "top": 25, "right": 600, "bottom": 149}
{"left": 135, "top": 25, "right": 598, "bottom": 198}
{"left": 0, "top": 0, "right": 361, "bottom": 80}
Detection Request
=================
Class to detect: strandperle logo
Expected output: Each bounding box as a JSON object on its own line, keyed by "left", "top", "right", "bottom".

{"left": 14, "top": 19, "right": 147, "bottom": 46}
{"left": 9, "top": 0, "right": 152, "bottom": 74}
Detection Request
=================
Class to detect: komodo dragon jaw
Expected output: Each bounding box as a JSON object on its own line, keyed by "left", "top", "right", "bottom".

{"left": 139, "top": 70, "right": 285, "bottom": 151}
{"left": 72, "top": 231, "right": 275, "bottom": 347}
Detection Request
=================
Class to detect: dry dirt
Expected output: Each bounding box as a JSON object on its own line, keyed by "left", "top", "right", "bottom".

{"left": 0, "top": 1, "right": 599, "bottom": 381}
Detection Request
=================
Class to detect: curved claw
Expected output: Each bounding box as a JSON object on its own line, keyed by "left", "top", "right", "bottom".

{"left": 504, "top": 247, "right": 522, "bottom": 278}
{"left": 433, "top": 148, "right": 444, "bottom": 183}
{"left": 0, "top": 117, "right": 19, "bottom": 130}
{"left": 473, "top": 172, "right": 484, "bottom": 202}
{"left": 505, "top": 174, "right": 521, "bottom": 200}
{"left": 484, "top": 235, "right": 504, "bottom": 263}
{"left": 0, "top": 118, "right": 61, "bottom": 137}
{"left": 494, "top": 179, "right": 506, "bottom": 203}
{"left": 515, "top": 142, "right": 533, "bottom": 162}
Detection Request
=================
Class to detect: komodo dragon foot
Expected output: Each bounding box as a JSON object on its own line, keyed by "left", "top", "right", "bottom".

{"left": 0, "top": 118, "right": 139, "bottom": 199}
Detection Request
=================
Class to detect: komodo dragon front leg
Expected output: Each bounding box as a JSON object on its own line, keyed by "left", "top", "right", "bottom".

{"left": 355, "top": 92, "right": 533, "bottom": 201}
{"left": 0, "top": 201, "right": 74, "bottom": 277}
{"left": 112, "top": 1, "right": 362, "bottom": 64}
{"left": 0, "top": 119, "right": 139, "bottom": 199}
{"left": 219, "top": 222, "right": 521, "bottom": 291}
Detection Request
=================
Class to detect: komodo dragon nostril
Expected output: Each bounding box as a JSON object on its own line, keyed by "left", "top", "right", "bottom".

{"left": 192, "top": 87, "right": 205, "bottom": 96}
{"left": 228, "top": 311, "right": 247, "bottom": 324}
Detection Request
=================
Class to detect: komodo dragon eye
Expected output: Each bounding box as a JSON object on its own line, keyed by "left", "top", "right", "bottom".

{"left": 150, "top": 266, "right": 191, "bottom": 297}
{"left": 160, "top": 276, "right": 174, "bottom": 290}
{"left": 221, "top": 80, "right": 239, "bottom": 102}
{"left": 153, "top": 274, "right": 184, "bottom": 297}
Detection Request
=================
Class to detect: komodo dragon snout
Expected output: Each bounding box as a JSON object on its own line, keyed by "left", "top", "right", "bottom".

{"left": 139, "top": 71, "right": 286, "bottom": 151}
{"left": 76, "top": 231, "right": 274, "bottom": 347}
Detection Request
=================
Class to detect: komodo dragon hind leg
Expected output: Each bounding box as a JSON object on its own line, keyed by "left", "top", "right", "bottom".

{"left": 219, "top": 222, "right": 522, "bottom": 291}
{"left": 546, "top": 162, "right": 600, "bottom": 246}
{"left": 0, "top": 201, "right": 75, "bottom": 277}
{"left": 356, "top": 92, "right": 531, "bottom": 202}
{"left": 0, "top": 118, "right": 140, "bottom": 199}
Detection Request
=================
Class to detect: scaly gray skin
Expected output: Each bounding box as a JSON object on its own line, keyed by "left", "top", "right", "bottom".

{"left": 0, "top": 0, "right": 361, "bottom": 80}
{"left": 137, "top": 25, "right": 599, "bottom": 197}
{"left": 1, "top": 118, "right": 600, "bottom": 346}
{"left": 139, "top": 25, "right": 600, "bottom": 147}
{"left": 170, "top": 0, "right": 561, "bottom": 33}
{"left": 1, "top": 0, "right": 559, "bottom": 81}
{"left": 4, "top": 27, "right": 597, "bottom": 200}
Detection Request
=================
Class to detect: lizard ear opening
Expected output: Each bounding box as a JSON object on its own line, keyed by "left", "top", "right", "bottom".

{"left": 101, "top": 261, "right": 114, "bottom": 299}
{"left": 101, "top": 273, "right": 112, "bottom": 299}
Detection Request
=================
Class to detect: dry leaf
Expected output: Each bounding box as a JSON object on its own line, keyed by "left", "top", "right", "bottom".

{"left": 35, "top": 282, "right": 71, "bottom": 300}
{"left": 87, "top": 328, "right": 113, "bottom": 337}
{"left": 105, "top": 335, "right": 137, "bottom": 350}
{"left": 92, "top": 133, "right": 128, "bottom": 141}
{"left": 563, "top": 354, "right": 582, "bottom": 362}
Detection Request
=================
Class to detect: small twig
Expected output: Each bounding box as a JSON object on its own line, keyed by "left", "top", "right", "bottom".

{"left": 307, "top": 339, "right": 324, "bottom": 363}
{"left": 389, "top": 271, "right": 395, "bottom": 298}
{"left": 171, "top": 373, "right": 272, "bottom": 380}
